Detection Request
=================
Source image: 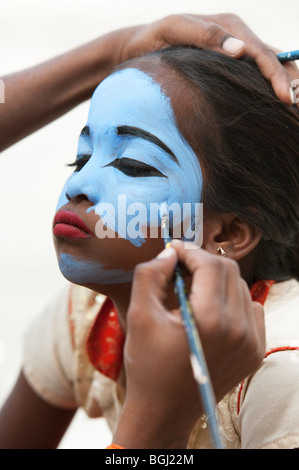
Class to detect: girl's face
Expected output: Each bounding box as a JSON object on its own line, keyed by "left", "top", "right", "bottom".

{"left": 53, "top": 67, "right": 203, "bottom": 293}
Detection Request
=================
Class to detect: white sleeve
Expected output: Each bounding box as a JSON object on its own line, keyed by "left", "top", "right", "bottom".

{"left": 238, "top": 350, "right": 299, "bottom": 449}
{"left": 22, "top": 285, "right": 78, "bottom": 410}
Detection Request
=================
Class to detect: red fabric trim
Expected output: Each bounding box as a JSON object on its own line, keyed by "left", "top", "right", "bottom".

{"left": 250, "top": 280, "right": 275, "bottom": 306}
{"left": 265, "top": 346, "right": 299, "bottom": 358}
{"left": 85, "top": 298, "right": 125, "bottom": 381}
{"left": 237, "top": 346, "right": 299, "bottom": 415}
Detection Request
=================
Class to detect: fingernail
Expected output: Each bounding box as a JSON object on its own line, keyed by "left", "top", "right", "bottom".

{"left": 157, "top": 247, "right": 176, "bottom": 259}
{"left": 289, "top": 85, "right": 296, "bottom": 104}
{"left": 169, "top": 239, "right": 183, "bottom": 246}
{"left": 222, "top": 37, "right": 245, "bottom": 55}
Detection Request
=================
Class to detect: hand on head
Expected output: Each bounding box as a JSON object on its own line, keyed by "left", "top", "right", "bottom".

{"left": 118, "top": 13, "right": 299, "bottom": 106}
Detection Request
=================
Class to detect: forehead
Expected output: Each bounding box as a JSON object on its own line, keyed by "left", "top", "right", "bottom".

{"left": 87, "top": 68, "right": 179, "bottom": 134}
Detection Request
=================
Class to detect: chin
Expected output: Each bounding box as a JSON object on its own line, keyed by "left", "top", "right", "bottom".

{"left": 58, "top": 252, "right": 134, "bottom": 287}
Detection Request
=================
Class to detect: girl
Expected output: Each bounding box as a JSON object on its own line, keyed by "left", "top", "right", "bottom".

{"left": 0, "top": 15, "right": 299, "bottom": 449}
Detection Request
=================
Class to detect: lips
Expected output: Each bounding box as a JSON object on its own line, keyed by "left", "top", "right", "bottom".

{"left": 53, "top": 210, "right": 94, "bottom": 239}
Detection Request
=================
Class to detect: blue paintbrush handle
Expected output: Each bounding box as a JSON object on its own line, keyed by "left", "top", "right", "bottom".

{"left": 277, "top": 50, "right": 299, "bottom": 62}
{"left": 173, "top": 266, "right": 224, "bottom": 449}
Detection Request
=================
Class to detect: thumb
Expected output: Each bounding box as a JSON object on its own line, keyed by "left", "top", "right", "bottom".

{"left": 162, "top": 16, "right": 245, "bottom": 58}
{"left": 131, "top": 247, "right": 178, "bottom": 307}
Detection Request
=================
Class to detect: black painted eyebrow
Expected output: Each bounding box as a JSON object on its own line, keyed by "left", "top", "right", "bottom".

{"left": 116, "top": 125, "right": 179, "bottom": 164}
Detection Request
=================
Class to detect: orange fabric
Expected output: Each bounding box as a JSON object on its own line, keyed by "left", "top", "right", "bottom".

{"left": 106, "top": 444, "right": 125, "bottom": 449}
{"left": 85, "top": 280, "right": 274, "bottom": 382}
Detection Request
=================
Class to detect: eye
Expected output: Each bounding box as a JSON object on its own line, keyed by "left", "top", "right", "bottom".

{"left": 104, "top": 158, "right": 167, "bottom": 178}
{"left": 67, "top": 154, "right": 91, "bottom": 172}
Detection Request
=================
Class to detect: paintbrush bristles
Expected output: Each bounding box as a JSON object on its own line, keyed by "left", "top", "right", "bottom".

{"left": 159, "top": 201, "right": 168, "bottom": 219}
{"left": 159, "top": 202, "right": 170, "bottom": 243}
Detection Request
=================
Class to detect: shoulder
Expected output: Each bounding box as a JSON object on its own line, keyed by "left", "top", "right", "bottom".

{"left": 238, "top": 347, "right": 299, "bottom": 448}
{"left": 264, "top": 279, "right": 299, "bottom": 347}
{"left": 236, "top": 279, "right": 299, "bottom": 449}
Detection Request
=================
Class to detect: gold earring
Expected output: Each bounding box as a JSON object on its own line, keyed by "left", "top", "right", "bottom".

{"left": 217, "top": 246, "right": 227, "bottom": 257}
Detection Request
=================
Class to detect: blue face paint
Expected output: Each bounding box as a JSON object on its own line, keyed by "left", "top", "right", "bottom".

{"left": 58, "top": 253, "right": 133, "bottom": 285}
{"left": 56, "top": 68, "right": 203, "bottom": 285}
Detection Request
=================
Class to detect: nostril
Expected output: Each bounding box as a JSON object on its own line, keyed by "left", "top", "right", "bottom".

{"left": 66, "top": 192, "right": 89, "bottom": 203}
{"left": 76, "top": 194, "right": 90, "bottom": 202}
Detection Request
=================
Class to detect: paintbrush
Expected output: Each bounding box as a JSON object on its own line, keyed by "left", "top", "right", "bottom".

{"left": 159, "top": 202, "right": 224, "bottom": 449}
{"left": 277, "top": 50, "right": 299, "bottom": 62}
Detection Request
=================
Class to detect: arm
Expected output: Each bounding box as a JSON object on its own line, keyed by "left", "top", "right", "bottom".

{"left": 0, "top": 371, "right": 76, "bottom": 449}
{"left": 0, "top": 286, "right": 80, "bottom": 449}
{"left": 113, "top": 241, "right": 266, "bottom": 449}
{"left": 1, "top": 13, "right": 297, "bottom": 151}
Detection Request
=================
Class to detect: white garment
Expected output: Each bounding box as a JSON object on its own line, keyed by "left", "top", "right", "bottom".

{"left": 23, "top": 279, "right": 299, "bottom": 448}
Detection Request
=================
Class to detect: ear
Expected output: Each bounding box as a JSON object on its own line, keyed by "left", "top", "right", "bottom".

{"left": 202, "top": 212, "right": 262, "bottom": 260}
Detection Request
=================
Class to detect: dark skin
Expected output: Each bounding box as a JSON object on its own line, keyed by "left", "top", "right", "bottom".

{"left": 1, "top": 13, "right": 298, "bottom": 152}
{"left": 0, "top": 372, "right": 75, "bottom": 449}
{"left": 0, "top": 13, "right": 297, "bottom": 449}
{"left": 0, "top": 61, "right": 264, "bottom": 449}
{"left": 113, "top": 241, "right": 265, "bottom": 448}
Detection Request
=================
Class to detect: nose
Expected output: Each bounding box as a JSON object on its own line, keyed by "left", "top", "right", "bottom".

{"left": 64, "top": 169, "right": 101, "bottom": 206}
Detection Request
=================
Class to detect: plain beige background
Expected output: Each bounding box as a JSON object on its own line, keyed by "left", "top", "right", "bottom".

{"left": 0, "top": 0, "right": 298, "bottom": 449}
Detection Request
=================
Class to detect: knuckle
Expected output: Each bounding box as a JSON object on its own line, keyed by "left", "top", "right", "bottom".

{"left": 230, "top": 321, "right": 248, "bottom": 345}
{"left": 255, "top": 45, "right": 277, "bottom": 64}
{"left": 203, "top": 22, "right": 223, "bottom": 44}
{"left": 201, "top": 309, "right": 228, "bottom": 340}
{"left": 159, "top": 13, "right": 181, "bottom": 30}
{"left": 224, "top": 13, "right": 241, "bottom": 23}
{"left": 208, "top": 256, "right": 225, "bottom": 272}
{"left": 134, "top": 261, "right": 156, "bottom": 284}
{"left": 224, "top": 257, "right": 241, "bottom": 276}
{"left": 134, "top": 259, "right": 169, "bottom": 290}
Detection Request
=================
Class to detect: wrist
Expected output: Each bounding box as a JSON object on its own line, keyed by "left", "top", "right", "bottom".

{"left": 113, "top": 399, "right": 190, "bottom": 449}
{"left": 70, "top": 25, "right": 142, "bottom": 99}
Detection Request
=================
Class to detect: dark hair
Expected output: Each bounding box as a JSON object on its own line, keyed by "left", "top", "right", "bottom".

{"left": 134, "top": 47, "right": 298, "bottom": 284}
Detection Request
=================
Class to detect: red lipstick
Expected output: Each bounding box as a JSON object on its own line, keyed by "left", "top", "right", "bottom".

{"left": 53, "top": 210, "right": 94, "bottom": 239}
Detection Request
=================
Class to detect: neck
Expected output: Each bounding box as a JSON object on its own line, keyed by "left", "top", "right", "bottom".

{"left": 89, "top": 281, "right": 133, "bottom": 332}
{"left": 111, "top": 285, "right": 133, "bottom": 332}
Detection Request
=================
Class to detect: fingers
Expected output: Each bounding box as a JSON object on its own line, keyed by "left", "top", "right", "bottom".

{"left": 157, "top": 14, "right": 245, "bottom": 57}
{"left": 169, "top": 240, "right": 228, "bottom": 308}
{"left": 264, "top": 45, "right": 299, "bottom": 106}
{"left": 207, "top": 14, "right": 299, "bottom": 106}
{"left": 169, "top": 240, "right": 265, "bottom": 348}
{"left": 130, "top": 246, "right": 178, "bottom": 311}
{"left": 248, "top": 45, "right": 298, "bottom": 105}
{"left": 154, "top": 13, "right": 298, "bottom": 106}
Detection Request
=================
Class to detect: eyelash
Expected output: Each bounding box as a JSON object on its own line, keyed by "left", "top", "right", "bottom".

{"left": 68, "top": 156, "right": 166, "bottom": 178}
{"left": 104, "top": 158, "right": 166, "bottom": 178}
{"left": 68, "top": 154, "right": 91, "bottom": 172}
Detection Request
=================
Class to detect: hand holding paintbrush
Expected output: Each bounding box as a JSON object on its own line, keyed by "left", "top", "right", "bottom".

{"left": 113, "top": 236, "right": 266, "bottom": 449}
